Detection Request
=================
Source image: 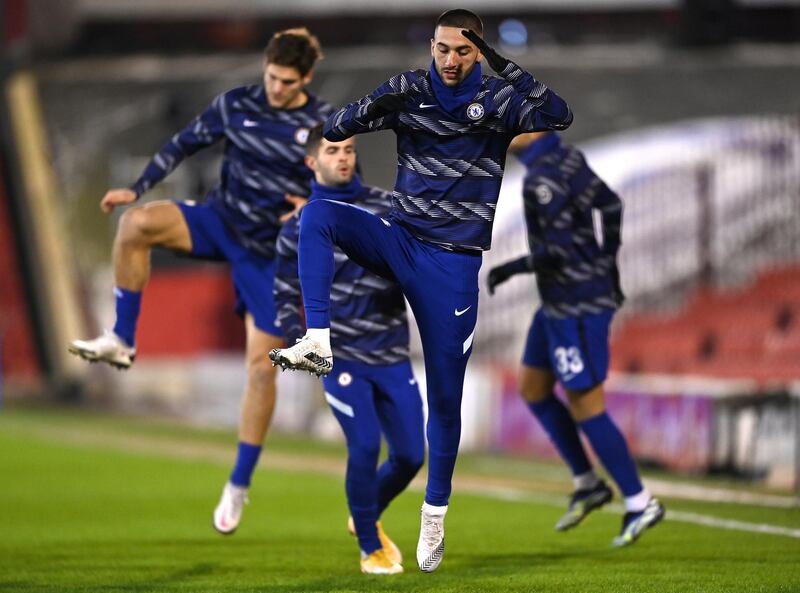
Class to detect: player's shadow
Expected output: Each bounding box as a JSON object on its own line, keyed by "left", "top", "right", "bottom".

{"left": 453, "top": 547, "right": 618, "bottom": 575}
{"left": 100, "top": 562, "right": 221, "bottom": 592}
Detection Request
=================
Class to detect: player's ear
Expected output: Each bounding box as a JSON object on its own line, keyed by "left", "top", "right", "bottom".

{"left": 304, "top": 154, "right": 316, "bottom": 171}
{"left": 430, "top": 38, "right": 435, "bottom": 58}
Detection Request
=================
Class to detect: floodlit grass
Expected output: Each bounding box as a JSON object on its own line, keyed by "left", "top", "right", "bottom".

{"left": 1, "top": 405, "right": 798, "bottom": 592}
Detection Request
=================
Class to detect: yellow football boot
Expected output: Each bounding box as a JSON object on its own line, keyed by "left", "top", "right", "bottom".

{"left": 360, "top": 548, "right": 403, "bottom": 575}
{"left": 347, "top": 517, "right": 403, "bottom": 565}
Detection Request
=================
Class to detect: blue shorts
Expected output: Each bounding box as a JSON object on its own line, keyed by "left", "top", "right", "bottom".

{"left": 522, "top": 307, "right": 614, "bottom": 391}
{"left": 177, "top": 200, "right": 281, "bottom": 337}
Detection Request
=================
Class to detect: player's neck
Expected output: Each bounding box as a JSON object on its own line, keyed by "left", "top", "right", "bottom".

{"left": 283, "top": 91, "right": 309, "bottom": 110}
{"left": 311, "top": 175, "right": 363, "bottom": 201}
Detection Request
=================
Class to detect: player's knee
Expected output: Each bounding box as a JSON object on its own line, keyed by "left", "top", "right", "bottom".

{"left": 427, "top": 388, "right": 462, "bottom": 417}
{"left": 566, "top": 384, "right": 606, "bottom": 421}
{"left": 519, "top": 366, "right": 556, "bottom": 403}
{"left": 299, "top": 199, "right": 332, "bottom": 231}
{"left": 393, "top": 450, "right": 424, "bottom": 475}
{"left": 247, "top": 358, "right": 278, "bottom": 392}
{"left": 118, "top": 206, "right": 157, "bottom": 244}
{"left": 428, "top": 409, "right": 461, "bottom": 435}
{"left": 348, "top": 441, "right": 381, "bottom": 467}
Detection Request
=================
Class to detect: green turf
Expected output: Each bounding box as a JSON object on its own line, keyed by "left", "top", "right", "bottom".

{"left": 1, "top": 406, "right": 798, "bottom": 592}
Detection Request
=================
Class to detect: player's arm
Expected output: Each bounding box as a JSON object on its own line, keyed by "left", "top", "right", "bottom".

{"left": 487, "top": 254, "right": 535, "bottom": 295}
{"left": 116, "top": 93, "right": 227, "bottom": 206}
{"left": 323, "top": 74, "right": 417, "bottom": 141}
{"left": 273, "top": 225, "right": 306, "bottom": 345}
{"left": 595, "top": 184, "right": 623, "bottom": 257}
{"left": 461, "top": 30, "right": 572, "bottom": 133}
{"left": 594, "top": 183, "right": 625, "bottom": 303}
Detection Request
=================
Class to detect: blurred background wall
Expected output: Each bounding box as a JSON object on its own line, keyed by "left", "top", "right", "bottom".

{"left": 2, "top": 0, "right": 799, "bottom": 487}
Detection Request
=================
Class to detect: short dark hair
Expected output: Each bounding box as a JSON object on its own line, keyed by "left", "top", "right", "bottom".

{"left": 435, "top": 9, "right": 483, "bottom": 36}
{"left": 264, "top": 27, "right": 323, "bottom": 76}
{"left": 305, "top": 123, "right": 325, "bottom": 156}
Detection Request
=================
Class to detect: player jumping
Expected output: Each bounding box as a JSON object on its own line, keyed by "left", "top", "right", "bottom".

{"left": 68, "top": 29, "right": 331, "bottom": 535}
{"left": 487, "top": 131, "right": 665, "bottom": 546}
{"left": 269, "top": 9, "right": 572, "bottom": 571}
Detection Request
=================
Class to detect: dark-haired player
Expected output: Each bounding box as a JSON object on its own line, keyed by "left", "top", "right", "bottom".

{"left": 69, "top": 28, "right": 332, "bottom": 535}
{"left": 488, "top": 131, "right": 664, "bottom": 546}
{"left": 269, "top": 9, "right": 572, "bottom": 571}
{"left": 275, "top": 125, "right": 424, "bottom": 574}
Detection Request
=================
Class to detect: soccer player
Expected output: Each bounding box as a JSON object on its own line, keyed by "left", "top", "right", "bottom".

{"left": 487, "top": 131, "right": 665, "bottom": 546}
{"left": 274, "top": 125, "right": 424, "bottom": 575}
{"left": 68, "top": 28, "right": 332, "bottom": 535}
{"left": 269, "top": 9, "right": 572, "bottom": 571}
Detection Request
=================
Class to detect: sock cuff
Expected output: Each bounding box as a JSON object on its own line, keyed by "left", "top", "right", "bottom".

{"left": 422, "top": 502, "right": 448, "bottom": 516}
{"left": 573, "top": 470, "right": 600, "bottom": 491}
{"left": 527, "top": 394, "right": 559, "bottom": 415}
{"left": 114, "top": 286, "right": 142, "bottom": 300}
{"left": 578, "top": 410, "right": 610, "bottom": 429}
{"left": 624, "top": 489, "right": 651, "bottom": 513}
{"left": 306, "top": 327, "right": 331, "bottom": 351}
{"left": 237, "top": 441, "right": 262, "bottom": 454}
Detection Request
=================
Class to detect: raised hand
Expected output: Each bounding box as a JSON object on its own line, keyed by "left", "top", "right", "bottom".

{"left": 461, "top": 29, "right": 510, "bottom": 74}
{"left": 100, "top": 188, "right": 138, "bottom": 214}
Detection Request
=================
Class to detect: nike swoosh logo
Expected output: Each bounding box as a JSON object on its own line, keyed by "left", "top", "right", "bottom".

{"left": 419, "top": 103, "right": 437, "bottom": 109}
{"left": 243, "top": 119, "right": 258, "bottom": 127}
{"left": 454, "top": 306, "right": 471, "bottom": 316}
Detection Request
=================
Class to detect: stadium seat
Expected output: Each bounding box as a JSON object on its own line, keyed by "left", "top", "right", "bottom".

{"left": 611, "top": 265, "right": 800, "bottom": 383}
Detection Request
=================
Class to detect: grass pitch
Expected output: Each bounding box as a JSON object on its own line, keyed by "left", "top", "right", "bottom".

{"left": 1, "top": 406, "right": 798, "bottom": 593}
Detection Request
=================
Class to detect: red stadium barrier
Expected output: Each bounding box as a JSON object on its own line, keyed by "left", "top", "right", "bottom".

{"left": 136, "top": 266, "right": 246, "bottom": 358}
{"left": 0, "top": 165, "right": 40, "bottom": 380}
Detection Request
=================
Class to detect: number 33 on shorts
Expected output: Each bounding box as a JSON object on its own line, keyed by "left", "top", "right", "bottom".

{"left": 553, "top": 346, "right": 584, "bottom": 378}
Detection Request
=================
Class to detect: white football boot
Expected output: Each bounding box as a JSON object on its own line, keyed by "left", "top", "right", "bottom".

{"left": 213, "top": 482, "right": 248, "bottom": 535}
{"left": 416, "top": 502, "right": 447, "bottom": 572}
{"left": 268, "top": 335, "right": 332, "bottom": 377}
{"left": 68, "top": 330, "right": 136, "bottom": 369}
{"left": 612, "top": 497, "right": 665, "bottom": 547}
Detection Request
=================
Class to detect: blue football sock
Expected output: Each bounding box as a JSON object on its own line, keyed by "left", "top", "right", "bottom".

{"left": 112, "top": 287, "right": 142, "bottom": 347}
{"left": 580, "top": 411, "right": 643, "bottom": 497}
{"left": 529, "top": 395, "right": 592, "bottom": 477}
{"left": 229, "top": 442, "right": 262, "bottom": 487}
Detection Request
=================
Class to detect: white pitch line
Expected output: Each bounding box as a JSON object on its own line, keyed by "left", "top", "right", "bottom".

{"left": 453, "top": 483, "right": 800, "bottom": 540}
{"left": 20, "top": 422, "right": 800, "bottom": 539}
{"left": 664, "top": 510, "right": 800, "bottom": 539}
{"left": 644, "top": 478, "right": 800, "bottom": 509}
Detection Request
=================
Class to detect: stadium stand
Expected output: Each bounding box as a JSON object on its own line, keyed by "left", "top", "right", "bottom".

{"left": 611, "top": 265, "right": 800, "bottom": 384}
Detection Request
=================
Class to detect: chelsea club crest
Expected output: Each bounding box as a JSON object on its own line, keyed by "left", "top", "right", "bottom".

{"left": 535, "top": 184, "right": 553, "bottom": 205}
{"left": 466, "top": 102, "right": 484, "bottom": 121}
{"left": 295, "top": 127, "right": 310, "bottom": 145}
